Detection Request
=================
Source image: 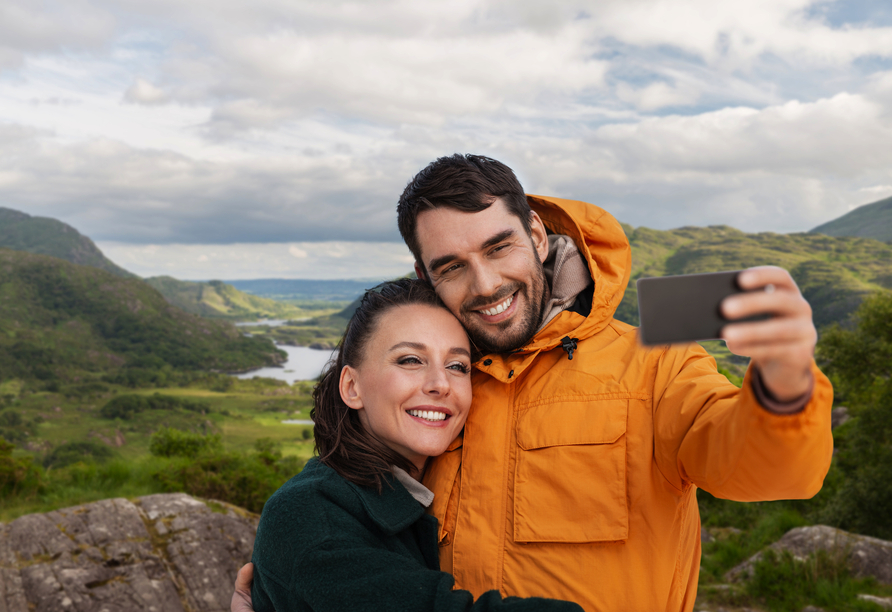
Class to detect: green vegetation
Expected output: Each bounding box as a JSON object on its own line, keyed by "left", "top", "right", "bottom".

{"left": 145, "top": 276, "right": 338, "bottom": 321}
{"left": 696, "top": 291, "right": 892, "bottom": 610}
{"left": 811, "top": 195, "right": 892, "bottom": 244}
{"left": 0, "top": 207, "right": 134, "bottom": 278}
{"left": 0, "top": 376, "right": 316, "bottom": 520}
{"left": 0, "top": 248, "right": 285, "bottom": 382}
{"left": 816, "top": 293, "right": 892, "bottom": 540}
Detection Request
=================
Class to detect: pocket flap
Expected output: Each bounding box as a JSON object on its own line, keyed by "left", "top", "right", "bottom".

{"left": 516, "top": 399, "right": 627, "bottom": 450}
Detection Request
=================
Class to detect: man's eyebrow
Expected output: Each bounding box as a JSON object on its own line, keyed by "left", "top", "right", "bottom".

{"left": 427, "top": 228, "right": 517, "bottom": 273}
{"left": 389, "top": 341, "right": 471, "bottom": 358}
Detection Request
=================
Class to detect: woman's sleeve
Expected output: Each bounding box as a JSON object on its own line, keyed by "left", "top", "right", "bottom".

{"left": 255, "top": 533, "right": 582, "bottom": 612}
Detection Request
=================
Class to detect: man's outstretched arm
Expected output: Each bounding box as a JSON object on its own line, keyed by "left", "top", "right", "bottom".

{"left": 231, "top": 562, "right": 254, "bottom": 612}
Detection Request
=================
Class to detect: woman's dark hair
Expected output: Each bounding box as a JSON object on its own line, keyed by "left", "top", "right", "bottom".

{"left": 311, "top": 278, "right": 450, "bottom": 489}
{"left": 397, "top": 153, "right": 534, "bottom": 277}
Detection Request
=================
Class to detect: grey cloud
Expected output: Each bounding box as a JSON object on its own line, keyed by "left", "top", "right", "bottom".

{"left": 0, "top": 130, "right": 406, "bottom": 244}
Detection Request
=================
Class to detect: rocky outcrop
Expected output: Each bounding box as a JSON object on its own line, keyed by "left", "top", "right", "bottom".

{"left": 726, "top": 525, "right": 892, "bottom": 585}
{"left": 0, "top": 493, "right": 257, "bottom": 612}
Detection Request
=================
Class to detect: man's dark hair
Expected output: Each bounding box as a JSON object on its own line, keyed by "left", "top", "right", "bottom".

{"left": 397, "top": 154, "right": 533, "bottom": 275}
{"left": 311, "top": 278, "right": 449, "bottom": 489}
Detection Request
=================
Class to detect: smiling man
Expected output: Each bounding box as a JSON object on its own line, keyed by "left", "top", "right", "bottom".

{"left": 394, "top": 154, "right": 832, "bottom": 611}
{"left": 232, "top": 154, "right": 832, "bottom": 612}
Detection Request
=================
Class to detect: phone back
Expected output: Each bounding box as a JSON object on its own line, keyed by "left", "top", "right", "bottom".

{"left": 636, "top": 271, "right": 741, "bottom": 346}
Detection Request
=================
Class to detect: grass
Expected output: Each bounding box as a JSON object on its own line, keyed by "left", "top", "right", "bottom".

{"left": 0, "top": 375, "right": 319, "bottom": 521}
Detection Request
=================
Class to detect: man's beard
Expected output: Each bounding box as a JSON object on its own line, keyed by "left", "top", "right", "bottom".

{"left": 459, "top": 261, "right": 549, "bottom": 356}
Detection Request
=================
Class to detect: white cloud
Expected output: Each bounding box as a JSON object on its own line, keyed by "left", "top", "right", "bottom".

{"left": 97, "top": 240, "right": 414, "bottom": 280}
{"left": 124, "top": 78, "right": 168, "bottom": 105}
{"left": 2, "top": 0, "right": 892, "bottom": 279}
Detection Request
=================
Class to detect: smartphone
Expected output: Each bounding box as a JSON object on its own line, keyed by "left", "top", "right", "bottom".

{"left": 636, "top": 270, "right": 771, "bottom": 346}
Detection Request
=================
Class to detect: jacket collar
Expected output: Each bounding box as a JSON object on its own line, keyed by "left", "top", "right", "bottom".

{"left": 473, "top": 195, "right": 632, "bottom": 382}
{"left": 346, "top": 469, "right": 427, "bottom": 536}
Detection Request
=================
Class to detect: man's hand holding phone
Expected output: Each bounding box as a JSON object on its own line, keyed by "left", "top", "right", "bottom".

{"left": 720, "top": 266, "right": 816, "bottom": 406}
{"left": 637, "top": 265, "right": 816, "bottom": 408}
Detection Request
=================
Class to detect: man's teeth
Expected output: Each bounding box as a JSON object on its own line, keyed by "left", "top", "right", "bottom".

{"left": 408, "top": 410, "right": 447, "bottom": 422}
{"left": 480, "top": 295, "right": 513, "bottom": 316}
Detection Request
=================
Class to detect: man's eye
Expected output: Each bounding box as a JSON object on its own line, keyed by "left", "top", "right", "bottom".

{"left": 442, "top": 263, "right": 462, "bottom": 274}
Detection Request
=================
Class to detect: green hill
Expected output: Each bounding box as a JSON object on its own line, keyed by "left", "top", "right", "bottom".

{"left": 615, "top": 225, "right": 892, "bottom": 331}
{"left": 0, "top": 207, "right": 134, "bottom": 278}
{"left": 145, "top": 277, "right": 314, "bottom": 321}
{"left": 0, "top": 248, "right": 285, "bottom": 382}
{"left": 810, "top": 195, "right": 892, "bottom": 243}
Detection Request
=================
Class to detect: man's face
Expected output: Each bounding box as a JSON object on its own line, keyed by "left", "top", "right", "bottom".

{"left": 414, "top": 198, "right": 550, "bottom": 355}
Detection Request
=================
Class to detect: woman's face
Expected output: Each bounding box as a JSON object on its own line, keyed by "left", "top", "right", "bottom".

{"left": 339, "top": 303, "right": 472, "bottom": 474}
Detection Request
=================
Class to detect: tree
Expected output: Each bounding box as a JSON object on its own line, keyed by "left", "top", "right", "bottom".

{"left": 817, "top": 292, "right": 892, "bottom": 539}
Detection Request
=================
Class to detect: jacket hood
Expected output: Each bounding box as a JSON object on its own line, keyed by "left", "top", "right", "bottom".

{"left": 474, "top": 195, "right": 631, "bottom": 381}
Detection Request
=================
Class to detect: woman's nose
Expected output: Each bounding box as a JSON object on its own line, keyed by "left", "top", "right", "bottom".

{"left": 423, "top": 368, "right": 450, "bottom": 396}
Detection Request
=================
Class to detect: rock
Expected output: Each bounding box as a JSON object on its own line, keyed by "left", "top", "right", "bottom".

{"left": 701, "top": 526, "right": 714, "bottom": 544}
{"left": 0, "top": 493, "right": 258, "bottom": 612}
{"left": 801, "top": 606, "right": 827, "bottom": 612}
{"left": 726, "top": 525, "right": 892, "bottom": 585}
{"left": 831, "top": 406, "right": 850, "bottom": 429}
{"left": 857, "top": 594, "right": 892, "bottom": 609}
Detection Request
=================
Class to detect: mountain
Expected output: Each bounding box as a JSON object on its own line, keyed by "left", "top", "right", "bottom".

{"left": 810, "top": 196, "right": 892, "bottom": 243}
{"left": 615, "top": 224, "right": 892, "bottom": 330}
{"left": 145, "top": 277, "right": 311, "bottom": 320}
{"left": 0, "top": 207, "right": 134, "bottom": 278}
{"left": 0, "top": 248, "right": 284, "bottom": 382}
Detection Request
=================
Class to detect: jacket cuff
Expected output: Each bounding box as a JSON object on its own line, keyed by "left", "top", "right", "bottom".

{"left": 750, "top": 366, "right": 814, "bottom": 415}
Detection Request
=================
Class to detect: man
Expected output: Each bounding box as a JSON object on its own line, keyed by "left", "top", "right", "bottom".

{"left": 233, "top": 154, "right": 832, "bottom": 611}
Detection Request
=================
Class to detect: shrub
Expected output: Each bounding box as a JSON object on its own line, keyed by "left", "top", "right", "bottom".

{"left": 151, "top": 450, "right": 303, "bottom": 513}
{"left": 0, "top": 439, "right": 41, "bottom": 498}
{"left": 149, "top": 427, "right": 222, "bottom": 458}
{"left": 100, "top": 393, "right": 208, "bottom": 420}
{"left": 43, "top": 441, "right": 118, "bottom": 469}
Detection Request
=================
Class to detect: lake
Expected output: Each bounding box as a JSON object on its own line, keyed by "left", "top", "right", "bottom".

{"left": 235, "top": 344, "right": 335, "bottom": 384}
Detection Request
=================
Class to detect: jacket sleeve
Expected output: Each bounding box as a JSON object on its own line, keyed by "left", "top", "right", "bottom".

{"left": 252, "top": 509, "right": 582, "bottom": 612}
{"left": 650, "top": 342, "right": 833, "bottom": 501}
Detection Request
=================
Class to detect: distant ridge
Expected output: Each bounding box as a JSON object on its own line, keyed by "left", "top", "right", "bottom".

{"left": 810, "top": 196, "right": 892, "bottom": 243}
{"left": 0, "top": 207, "right": 134, "bottom": 278}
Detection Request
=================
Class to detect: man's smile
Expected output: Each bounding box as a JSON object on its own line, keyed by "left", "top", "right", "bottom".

{"left": 479, "top": 294, "right": 514, "bottom": 316}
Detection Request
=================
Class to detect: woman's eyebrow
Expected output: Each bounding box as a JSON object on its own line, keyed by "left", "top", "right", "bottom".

{"left": 388, "top": 342, "right": 471, "bottom": 358}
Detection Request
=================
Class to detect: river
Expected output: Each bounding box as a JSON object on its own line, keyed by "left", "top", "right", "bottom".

{"left": 235, "top": 344, "right": 336, "bottom": 384}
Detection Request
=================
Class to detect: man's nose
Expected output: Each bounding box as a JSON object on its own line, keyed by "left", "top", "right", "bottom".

{"left": 468, "top": 260, "right": 503, "bottom": 299}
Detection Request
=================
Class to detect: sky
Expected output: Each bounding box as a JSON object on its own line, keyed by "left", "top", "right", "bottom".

{"left": 2, "top": 0, "right": 892, "bottom": 280}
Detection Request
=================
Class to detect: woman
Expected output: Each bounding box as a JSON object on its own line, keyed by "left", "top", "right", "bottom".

{"left": 249, "top": 279, "right": 581, "bottom": 611}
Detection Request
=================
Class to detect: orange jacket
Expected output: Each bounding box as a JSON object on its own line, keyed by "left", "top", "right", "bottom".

{"left": 423, "top": 196, "right": 833, "bottom": 612}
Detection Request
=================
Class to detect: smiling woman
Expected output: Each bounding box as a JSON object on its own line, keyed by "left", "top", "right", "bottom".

{"left": 247, "top": 278, "right": 582, "bottom": 612}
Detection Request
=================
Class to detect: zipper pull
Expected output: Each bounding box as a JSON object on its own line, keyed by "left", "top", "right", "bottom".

{"left": 560, "top": 336, "right": 578, "bottom": 360}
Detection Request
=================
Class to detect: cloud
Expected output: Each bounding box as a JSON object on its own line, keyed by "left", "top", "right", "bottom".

{"left": 96, "top": 240, "right": 414, "bottom": 280}
{"left": 124, "top": 78, "right": 168, "bottom": 105}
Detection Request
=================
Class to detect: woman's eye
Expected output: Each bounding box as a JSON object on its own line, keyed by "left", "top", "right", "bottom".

{"left": 448, "top": 362, "right": 470, "bottom": 374}
{"left": 398, "top": 356, "right": 422, "bottom": 365}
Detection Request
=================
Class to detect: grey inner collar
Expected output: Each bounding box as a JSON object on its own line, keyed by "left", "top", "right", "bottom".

{"left": 392, "top": 466, "right": 435, "bottom": 508}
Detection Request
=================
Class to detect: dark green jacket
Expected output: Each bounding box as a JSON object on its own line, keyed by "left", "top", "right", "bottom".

{"left": 252, "top": 458, "right": 582, "bottom": 612}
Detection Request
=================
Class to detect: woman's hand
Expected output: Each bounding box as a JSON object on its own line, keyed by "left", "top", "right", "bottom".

{"left": 231, "top": 562, "right": 255, "bottom": 612}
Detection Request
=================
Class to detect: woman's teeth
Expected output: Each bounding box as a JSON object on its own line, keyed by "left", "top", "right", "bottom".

{"left": 481, "top": 295, "right": 513, "bottom": 316}
{"left": 408, "top": 410, "right": 447, "bottom": 422}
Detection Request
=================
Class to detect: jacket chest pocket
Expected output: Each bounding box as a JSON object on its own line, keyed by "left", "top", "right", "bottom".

{"left": 513, "top": 398, "right": 628, "bottom": 543}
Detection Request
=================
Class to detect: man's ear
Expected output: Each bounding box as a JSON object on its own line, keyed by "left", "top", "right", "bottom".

{"left": 414, "top": 262, "right": 428, "bottom": 282}
{"left": 529, "top": 211, "right": 550, "bottom": 262}
{"left": 339, "top": 365, "right": 363, "bottom": 410}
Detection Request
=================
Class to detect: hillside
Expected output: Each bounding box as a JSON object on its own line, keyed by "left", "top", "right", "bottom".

{"left": 0, "top": 207, "right": 134, "bottom": 278}
{"left": 0, "top": 248, "right": 285, "bottom": 382}
{"left": 810, "top": 195, "right": 892, "bottom": 243}
{"left": 226, "top": 278, "right": 379, "bottom": 301}
{"left": 145, "top": 276, "right": 314, "bottom": 320}
{"left": 615, "top": 225, "right": 892, "bottom": 330}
